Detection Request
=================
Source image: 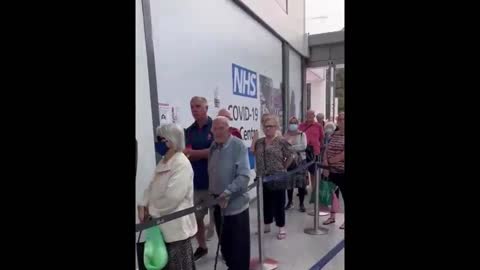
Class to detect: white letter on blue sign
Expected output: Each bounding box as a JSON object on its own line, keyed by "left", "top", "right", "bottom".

{"left": 250, "top": 73, "right": 257, "bottom": 96}
{"left": 243, "top": 71, "right": 251, "bottom": 95}
{"left": 234, "top": 67, "right": 242, "bottom": 95}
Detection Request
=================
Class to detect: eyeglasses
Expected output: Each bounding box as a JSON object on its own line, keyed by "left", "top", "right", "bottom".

{"left": 264, "top": 125, "right": 277, "bottom": 129}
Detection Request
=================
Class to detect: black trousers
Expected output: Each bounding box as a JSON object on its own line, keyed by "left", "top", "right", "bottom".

{"left": 213, "top": 207, "right": 250, "bottom": 270}
{"left": 263, "top": 187, "right": 286, "bottom": 227}
{"left": 287, "top": 187, "right": 307, "bottom": 206}
{"left": 329, "top": 172, "right": 345, "bottom": 203}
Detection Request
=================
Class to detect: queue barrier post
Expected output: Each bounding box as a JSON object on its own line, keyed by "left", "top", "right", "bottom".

{"left": 304, "top": 161, "right": 329, "bottom": 235}
{"left": 249, "top": 176, "right": 279, "bottom": 270}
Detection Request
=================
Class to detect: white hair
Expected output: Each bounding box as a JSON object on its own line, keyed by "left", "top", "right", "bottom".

{"left": 325, "top": 122, "right": 336, "bottom": 130}
{"left": 156, "top": 123, "right": 185, "bottom": 152}
{"left": 316, "top": 113, "right": 325, "bottom": 120}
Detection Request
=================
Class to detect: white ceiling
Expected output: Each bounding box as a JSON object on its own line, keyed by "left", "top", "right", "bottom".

{"left": 305, "top": 0, "right": 344, "bottom": 35}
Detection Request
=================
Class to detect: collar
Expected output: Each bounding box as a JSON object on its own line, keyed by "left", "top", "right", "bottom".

{"left": 211, "top": 135, "right": 233, "bottom": 151}
{"left": 155, "top": 152, "right": 181, "bottom": 173}
{"left": 194, "top": 116, "right": 212, "bottom": 128}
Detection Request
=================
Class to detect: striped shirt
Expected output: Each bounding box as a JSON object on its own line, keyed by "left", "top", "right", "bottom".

{"left": 326, "top": 131, "right": 344, "bottom": 173}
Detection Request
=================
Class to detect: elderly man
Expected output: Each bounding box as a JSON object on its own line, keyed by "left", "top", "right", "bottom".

{"left": 316, "top": 113, "right": 326, "bottom": 128}
{"left": 208, "top": 116, "right": 251, "bottom": 270}
{"left": 217, "top": 108, "right": 242, "bottom": 139}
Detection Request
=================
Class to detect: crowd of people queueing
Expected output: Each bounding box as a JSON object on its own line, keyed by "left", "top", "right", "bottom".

{"left": 137, "top": 96, "right": 345, "bottom": 270}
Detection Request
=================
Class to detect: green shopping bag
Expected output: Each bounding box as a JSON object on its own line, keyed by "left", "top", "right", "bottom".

{"left": 310, "top": 179, "right": 336, "bottom": 206}
{"left": 319, "top": 180, "right": 336, "bottom": 206}
{"left": 143, "top": 226, "right": 168, "bottom": 270}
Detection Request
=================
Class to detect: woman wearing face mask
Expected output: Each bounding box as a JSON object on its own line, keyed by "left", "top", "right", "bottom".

{"left": 322, "top": 122, "right": 336, "bottom": 153}
{"left": 138, "top": 123, "right": 198, "bottom": 270}
{"left": 284, "top": 116, "right": 308, "bottom": 212}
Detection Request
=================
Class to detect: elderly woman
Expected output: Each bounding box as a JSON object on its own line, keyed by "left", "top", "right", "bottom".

{"left": 322, "top": 112, "right": 345, "bottom": 229}
{"left": 138, "top": 123, "right": 198, "bottom": 270}
{"left": 254, "top": 114, "right": 294, "bottom": 240}
{"left": 251, "top": 113, "right": 282, "bottom": 153}
{"left": 284, "top": 116, "right": 308, "bottom": 212}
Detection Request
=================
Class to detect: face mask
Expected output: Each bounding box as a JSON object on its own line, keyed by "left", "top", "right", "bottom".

{"left": 289, "top": 124, "right": 298, "bottom": 131}
{"left": 155, "top": 141, "right": 169, "bottom": 156}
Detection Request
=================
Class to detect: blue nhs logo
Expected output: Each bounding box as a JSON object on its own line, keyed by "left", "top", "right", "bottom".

{"left": 232, "top": 63, "right": 257, "bottom": 99}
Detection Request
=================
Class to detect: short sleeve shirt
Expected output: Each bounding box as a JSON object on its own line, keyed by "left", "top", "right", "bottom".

{"left": 185, "top": 117, "right": 214, "bottom": 190}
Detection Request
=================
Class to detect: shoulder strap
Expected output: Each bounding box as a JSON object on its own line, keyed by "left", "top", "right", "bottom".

{"left": 303, "top": 124, "right": 313, "bottom": 132}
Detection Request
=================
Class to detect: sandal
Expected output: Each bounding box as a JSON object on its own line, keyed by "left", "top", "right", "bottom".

{"left": 340, "top": 223, "right": 345, "bottom": 230}
{"left": 323, "top": 217, "right": 336, "bottom": 225}
{"left": 277, "top": 231, "right": 287, "bottom": 240}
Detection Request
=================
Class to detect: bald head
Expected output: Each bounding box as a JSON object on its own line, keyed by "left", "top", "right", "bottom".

{"left": 217, "top": 108, "right": 233, "bottom": 120}
{"left": 213, "top": 116, "right": 230, "bottom": 127}
{"left": 212, "top": 116, "right": 231, "bottom": 143}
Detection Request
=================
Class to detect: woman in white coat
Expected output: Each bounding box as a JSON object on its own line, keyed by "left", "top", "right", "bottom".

{"left": 284, "top": 116, "right": 308, "bottom": 212}
{"left": 138, "top": 123, "right": 198, "bottom": 270}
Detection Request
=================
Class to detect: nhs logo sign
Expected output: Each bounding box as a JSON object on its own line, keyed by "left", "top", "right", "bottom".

{"left": 232, "top": 63, "right": 257, "bottom": 99}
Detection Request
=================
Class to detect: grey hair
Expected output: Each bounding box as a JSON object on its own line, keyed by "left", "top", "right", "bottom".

{"left": 190, "top": 96, "right": 208, "bottom": 105}
{"left": 316, "top": 113, "right": 325, "bottom": 120}
{"left": 213, "top": 116, "right": 230, "bottom": 127}
{"left": 325, "top": 122, "right": 336, "bottom": 130}
{"left": 156, "top": 123, "right": 185, "bottom": 152}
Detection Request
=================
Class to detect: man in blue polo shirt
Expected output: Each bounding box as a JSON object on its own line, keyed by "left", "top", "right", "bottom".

{"left": 184, "top": 96, "right": 214, "bottom": 261}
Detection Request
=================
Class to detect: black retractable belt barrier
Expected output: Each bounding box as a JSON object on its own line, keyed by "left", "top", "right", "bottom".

{"left": 135, "top": 161, "right": 330, "bottom": 233}
{"left": 136, "top": 182, "right": 257, "bottom": 232}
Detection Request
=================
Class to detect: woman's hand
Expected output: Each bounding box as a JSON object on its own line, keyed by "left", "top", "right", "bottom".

{"left": 138, "top": 206, "right": 149, "bottom": 223}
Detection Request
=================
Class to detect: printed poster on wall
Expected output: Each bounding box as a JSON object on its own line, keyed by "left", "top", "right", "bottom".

{"left": 156, "top": 63, "right": 281, "bottom": 149}
{"left": 259, "top": 74, "right": 283, "bottom": 122}
{"left": 158, "top": 103, "right": 172, "bottom": 125}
